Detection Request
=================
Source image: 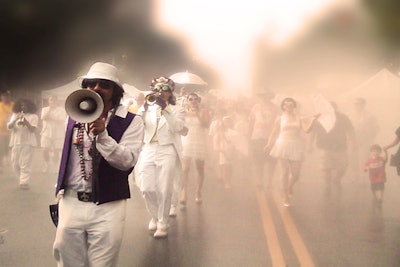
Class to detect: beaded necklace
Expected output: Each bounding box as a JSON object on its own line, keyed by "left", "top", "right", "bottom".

{"left": 73, "top": 123, "right": 93, "bottom": 181}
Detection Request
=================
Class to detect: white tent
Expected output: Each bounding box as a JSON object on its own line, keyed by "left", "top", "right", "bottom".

{"left": 122, "top": 83, "right": 142, "bottom": 98}
{"left": 42, "top": 80, "right": 143, "bottom": 99}
{"left": 41, "top": 79, "right": 80, "bottom": 101}
{"left": 41, "top": 80, "right": 145, "bottom": 106}
{"left": 336, "top": 68, "right": 400, "bottom": 141}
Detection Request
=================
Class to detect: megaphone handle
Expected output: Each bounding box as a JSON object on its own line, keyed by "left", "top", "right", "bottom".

{"left": 88, "top": 136, "right": 99, "bottom": 158}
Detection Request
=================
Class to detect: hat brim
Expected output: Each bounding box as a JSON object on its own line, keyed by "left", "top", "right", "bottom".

{"left": 79, "top": 76, "right": 124, "bottom": 93}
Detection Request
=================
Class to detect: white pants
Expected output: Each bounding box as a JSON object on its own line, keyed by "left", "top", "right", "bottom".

{"left": 138, "top": 143, "right": 177, "bottom": 229}
{"left": 11, "top": 145, "right": 33, "bottom": 185}
{"left": 53, "top": 194, "right": 126, "bottom": 267}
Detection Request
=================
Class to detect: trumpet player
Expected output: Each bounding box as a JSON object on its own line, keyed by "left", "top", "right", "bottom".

{"left": 52, "top": 62, "right": 144, "bottom": 267}
{"left": 7, "top": 98, "right": 38, "bottom": 189}
{"left": 136, "top": 76, "right": 186, "bottom": 238}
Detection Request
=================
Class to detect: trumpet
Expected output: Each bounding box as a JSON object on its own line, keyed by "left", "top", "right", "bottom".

{"left": 145, "top": 92, "right": 161, "bottom": 105}
{"left": 16, "top": 112, "right": 25, "bottom": 126}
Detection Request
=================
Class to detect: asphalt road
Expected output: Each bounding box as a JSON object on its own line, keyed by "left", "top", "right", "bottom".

{"left": 1, "top": 148, "right": 400, "bottom": 267}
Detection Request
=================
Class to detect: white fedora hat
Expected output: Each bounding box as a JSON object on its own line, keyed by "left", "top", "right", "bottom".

{"left": 81, "top": 62, "right": 123, "bottom": 90}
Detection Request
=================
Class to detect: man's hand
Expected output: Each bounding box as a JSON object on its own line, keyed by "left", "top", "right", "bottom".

{"left": 156, "top": 96, "right": 167, "bottom": 110}
{"left": 180, "top": 126, "right": 189, "bottom": 136}
{"left": 89, "top": 118, "right": 106, "bottom": 135}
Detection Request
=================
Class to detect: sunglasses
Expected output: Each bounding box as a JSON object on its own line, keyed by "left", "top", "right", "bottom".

{"left": 188, "top": 98, "right": 199, "bottom": 102}
{"left": 153, "top": 84, "right": 171, "bottom": 92}
{"left": 83, "top": 79, "right": 114, "bottom": 90}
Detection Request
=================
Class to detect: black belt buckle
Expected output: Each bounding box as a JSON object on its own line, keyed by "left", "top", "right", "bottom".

{"left": 77, "top": 192, "right": 93, "bottom": 202}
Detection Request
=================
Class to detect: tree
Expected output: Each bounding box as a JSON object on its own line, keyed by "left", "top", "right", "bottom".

{"left": 0, "top": 1, "right": 218, "bottom": 92}
{"left": 362, "top": 0, "right": 400, "bottom": 71}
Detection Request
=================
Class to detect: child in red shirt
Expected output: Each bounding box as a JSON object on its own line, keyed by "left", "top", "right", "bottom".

{"left": 364, "top": 144, "right": 387, "bottom": 207}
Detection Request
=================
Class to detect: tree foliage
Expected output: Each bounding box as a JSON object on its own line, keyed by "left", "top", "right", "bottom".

{"left": 362, "top": 0, "right": 400, "bottom": 68}
{"left": 0, "top": 1, "right": 218, "bottom": 92}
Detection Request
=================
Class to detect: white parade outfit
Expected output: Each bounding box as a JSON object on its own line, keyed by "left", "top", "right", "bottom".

{"left": 7, "top": 113, "right": 39, "bottom": 186}
{"left": 269, "top": 114, "right": 305, "bottom": 161}
{"left": 40, "top": 106, "right": 67, "bottom": 149}
{"left": 182, "top": 115, "right": 208, "bottom": 160}
{"left": 136, "top": 103, "right": 185, "bottom": 233}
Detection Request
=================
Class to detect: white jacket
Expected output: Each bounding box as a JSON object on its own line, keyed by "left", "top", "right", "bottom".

{"left": 137, "top": 104, "right": 186, "bottom": 160}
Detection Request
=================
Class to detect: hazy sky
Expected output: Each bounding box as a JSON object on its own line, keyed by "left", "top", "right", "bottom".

{"left": 155, "top": 0, "right": 346, "bottom": 93}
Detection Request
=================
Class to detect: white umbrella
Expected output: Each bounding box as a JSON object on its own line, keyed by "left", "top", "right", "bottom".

{"left": 312, "top": 94, "right": 336, "bottom": 133}
{"left": 123, "top": 83, "right": 142, "bottom": 98}
{"left": 169, "top": 71, "right": 207, "bottom": 85}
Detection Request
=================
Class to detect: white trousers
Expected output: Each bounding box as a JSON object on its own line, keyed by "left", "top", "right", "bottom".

{"left": 53, "top": 194, "right": 126, "bottom": 267}
{"left": 11, "top": 145, "right": 33, "bottom": 185}
{"left": 138, "top": 143, "right": 177, "bottom": 229}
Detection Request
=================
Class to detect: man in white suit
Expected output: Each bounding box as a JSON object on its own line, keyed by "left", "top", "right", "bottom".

{"left": 136, "top": 76, "right": 185, "bottom": 238}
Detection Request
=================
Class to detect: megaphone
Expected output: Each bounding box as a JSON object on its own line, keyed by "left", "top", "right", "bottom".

{"left": 65, "top": 89, "right": 104, "bottom": 123}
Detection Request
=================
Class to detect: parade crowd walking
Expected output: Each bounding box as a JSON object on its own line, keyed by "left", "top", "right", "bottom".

{"left": 1, "top": 62, "right": 400, "bottom": 267}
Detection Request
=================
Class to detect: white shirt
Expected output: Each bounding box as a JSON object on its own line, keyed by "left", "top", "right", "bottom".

{"left": 40, "top": 106, "right": 67, "bottom": 139}
{"left": 65, "top": 105, "right": 144, "bottom": 192}
{"left": 7, "top": 113, "right": 39, "bottom": 147}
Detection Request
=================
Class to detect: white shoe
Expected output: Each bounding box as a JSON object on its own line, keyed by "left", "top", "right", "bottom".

{"left": 154, "top": 228, "right": 168, "bottom": 238}
{"left": 148, "top": 219, "right": 157, "bottom": 231}
{"left": 283, "top": 195, "right": 290, "bottom": 207}
{"left": 169, "top": 205, "right": 177, "bottom": 217}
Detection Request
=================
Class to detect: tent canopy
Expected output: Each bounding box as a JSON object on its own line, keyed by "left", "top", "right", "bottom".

{"left": 41, "top": 79, "right": 80, "bottom": 101}
{"left": 41, "top": 80, "right": 143, "bottom": 101}
{"left": 336, "top": 68, "right": 400, "bottom": 141}
{"left": 122, "top": 83, "right": 142, "bottom": 98}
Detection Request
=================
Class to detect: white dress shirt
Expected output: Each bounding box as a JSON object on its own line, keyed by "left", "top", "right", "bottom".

{"left": 65, "top": 105, "right": 144, "bottom": 192}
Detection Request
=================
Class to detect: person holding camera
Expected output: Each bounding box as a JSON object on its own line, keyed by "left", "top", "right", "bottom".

{"left": 135, "top": 76, "right": 186, "bottom": 238}
{"left": 7, "top": 98, "right": 39, "bottom": 189}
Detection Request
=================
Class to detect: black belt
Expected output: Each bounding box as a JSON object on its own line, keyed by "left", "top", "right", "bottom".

{"left": 66, "top": 189, "right": 93, "bottom": 202}
{"left": 77, "top": 192, "right": 93, "bottom": 202}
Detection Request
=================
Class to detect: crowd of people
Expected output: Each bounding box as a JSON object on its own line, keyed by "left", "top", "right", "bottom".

{"left": 1, "top": 62, "right": 399, "bottom": 266}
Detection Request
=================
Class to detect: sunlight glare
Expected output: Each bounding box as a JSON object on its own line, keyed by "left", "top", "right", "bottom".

{"left": 156, "top": 0, "right": 338, "bottom": 94}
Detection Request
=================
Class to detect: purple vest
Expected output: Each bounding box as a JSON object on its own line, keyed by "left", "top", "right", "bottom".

{"left": 56, "top": 112, "right": 135, "bottom": 204}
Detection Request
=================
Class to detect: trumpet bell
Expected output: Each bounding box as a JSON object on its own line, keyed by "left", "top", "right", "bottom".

{"left": 65, "top": 89, "right": 104, "bottom": 123}
{"left": 145, "top": 92, "right": 160, "bottom": 105}
{"left": 146, "top": 94, "right": 157, "bottom": 105}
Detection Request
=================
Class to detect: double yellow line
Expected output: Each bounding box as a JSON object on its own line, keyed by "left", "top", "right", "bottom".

{"left": 256, "top": 189, "right": 315, "bottom": 267}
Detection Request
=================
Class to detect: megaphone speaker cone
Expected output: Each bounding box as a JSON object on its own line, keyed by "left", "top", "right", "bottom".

{"left": 65, "top": 89, "right": 104, "bottom": 123}
{"left": 79, "top": 98, "right": 97, "bottom": 112}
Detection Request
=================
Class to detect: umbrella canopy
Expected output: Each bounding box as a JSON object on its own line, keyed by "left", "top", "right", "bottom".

{"left": 169, "top": 71, "right": 207, "bottom": 85}
{"left": 312, "top": 94, "right": 336, "bottom": 133}
{"left": 122, "top": 83, "right": 142, "bottom": 98}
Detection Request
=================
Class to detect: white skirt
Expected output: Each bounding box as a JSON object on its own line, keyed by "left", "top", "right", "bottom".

{"left": 269, "top": 137, "right": 305, "bottom": 161}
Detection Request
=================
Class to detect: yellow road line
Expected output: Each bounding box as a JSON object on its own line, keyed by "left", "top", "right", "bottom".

{"left": 272, "top": 191, "right": 315, "bottom": 267}
{"left": 255, "top": 188, "right": 286, "bottom": 267}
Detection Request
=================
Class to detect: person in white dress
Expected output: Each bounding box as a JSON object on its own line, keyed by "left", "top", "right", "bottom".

{"left": 180, "top": 93, "right": 211, "bottom": 204}
{"left": 7, "top": 99, "right": 39, "bottom": 189}
{"left": 265, "top": 97, "right": 318, "bottom": 206}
